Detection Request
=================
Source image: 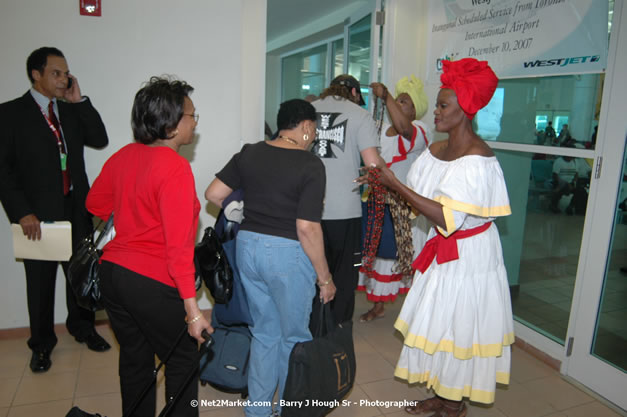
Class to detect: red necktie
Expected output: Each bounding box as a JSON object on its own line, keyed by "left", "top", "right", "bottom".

{"left": 48, "top": 101, "right": 71, "bottom": 196}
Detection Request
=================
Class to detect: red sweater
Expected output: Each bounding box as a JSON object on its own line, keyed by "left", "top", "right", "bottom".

{"left": 86, "top": 143, "right": 199, "bottom": 299}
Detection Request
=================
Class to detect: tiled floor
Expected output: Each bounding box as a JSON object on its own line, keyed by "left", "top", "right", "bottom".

{"left": 0, "top": 292, "right": 624, "bottom": 417}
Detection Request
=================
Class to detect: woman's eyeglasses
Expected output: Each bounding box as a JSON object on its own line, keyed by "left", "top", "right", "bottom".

{"left": 184, "top": 113, "right": 199, "bottom": 122}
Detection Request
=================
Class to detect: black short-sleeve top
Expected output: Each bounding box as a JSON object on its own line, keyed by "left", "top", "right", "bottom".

{"left": 216, "top": 141, "right": 326, "bottom": 241}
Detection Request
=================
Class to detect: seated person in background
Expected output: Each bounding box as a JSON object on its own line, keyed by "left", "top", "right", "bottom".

{"left": 535, "top": 129, "right": 546, "bottom": 145}
{"left": 558, "top": 124, "right": 571, "bottom": 146}
{"left": 545, "top": 121, "right": 556, "bottom": 145}
{"left": 550, "top": 154, "right": 592, "bottom": 214}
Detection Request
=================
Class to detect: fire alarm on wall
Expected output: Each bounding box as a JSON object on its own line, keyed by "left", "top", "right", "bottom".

{"left": 80, "top": 0, "right": 101, "bottom": 17}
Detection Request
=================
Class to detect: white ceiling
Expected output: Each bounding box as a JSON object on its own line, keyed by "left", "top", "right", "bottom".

{"left": 266, "top": 0, "right": 367, "bottom": 46}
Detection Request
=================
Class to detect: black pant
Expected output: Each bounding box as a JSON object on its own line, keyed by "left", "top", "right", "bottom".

{"left": 315, "top": 218, "right": 361, "bottom": 325}
{"left": 24, "top": 259, "right": 95, "bottom": 351}
{"left": 100, "top": 261, "right": 198, "bottom": 417}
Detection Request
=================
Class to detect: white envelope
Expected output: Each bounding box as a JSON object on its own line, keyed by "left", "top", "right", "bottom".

{"left": 12, "top": 221, "right": 72, "bottom": 261}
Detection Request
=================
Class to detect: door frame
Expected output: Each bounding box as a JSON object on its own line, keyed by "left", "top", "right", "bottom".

{"left": 561, "top": 0, "right": 627, "bottom": 410}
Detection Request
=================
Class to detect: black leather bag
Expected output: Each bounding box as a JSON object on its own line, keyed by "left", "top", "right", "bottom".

{"left": 67, "top": 215, "right": 114, "bottom": 312}
{"left": 282, "top": 302, "right": 356, "bottom": 417}
{"left": 194, "top": 226, "right": 233, "bottom": 304}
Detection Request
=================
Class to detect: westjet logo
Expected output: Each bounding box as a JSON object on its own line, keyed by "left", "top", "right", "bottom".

{"left": 523, "top": 55, "right": 600, "bottom": 68}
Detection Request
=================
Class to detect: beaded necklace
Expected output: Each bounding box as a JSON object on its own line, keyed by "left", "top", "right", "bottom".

{"left": 362, "top": 168, "right": 386, "bottom": 277}
{"left": 362, "top": 96, "right": 389, "bottom": 276}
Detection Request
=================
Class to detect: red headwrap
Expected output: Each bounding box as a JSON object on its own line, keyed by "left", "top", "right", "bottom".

{"left": 440, "top": 58, "right": 498, "bottom": 120}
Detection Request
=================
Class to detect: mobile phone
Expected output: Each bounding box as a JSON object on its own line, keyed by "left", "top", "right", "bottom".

{"left": 67, "top": 77, "right": 73, "bottom": 89}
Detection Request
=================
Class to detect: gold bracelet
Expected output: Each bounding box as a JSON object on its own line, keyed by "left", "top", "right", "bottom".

{"left": 317, "top": 276, "right": 333, "bottom": 287}
{"left": 185, "top": 313, "right": 202, "bottom": 324}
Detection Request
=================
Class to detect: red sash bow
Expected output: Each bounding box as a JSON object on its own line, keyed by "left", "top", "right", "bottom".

{"left": 412, "top": 221, "right": 492, "bottom": 273}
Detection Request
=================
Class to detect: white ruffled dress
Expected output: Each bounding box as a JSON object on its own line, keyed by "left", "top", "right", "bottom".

{"left": 394, "top": 148, "right": 514, "bottom": 404}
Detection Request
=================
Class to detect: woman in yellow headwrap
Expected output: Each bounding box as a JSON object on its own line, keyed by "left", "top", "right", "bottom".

{"left": 357, "top": 75, "right": 433, "bottom": 322}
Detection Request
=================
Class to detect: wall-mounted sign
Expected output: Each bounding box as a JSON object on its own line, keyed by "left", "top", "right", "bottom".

{"left": 426, "top": 0, "right": 608, "bottom": 81}
{"left": 80, "top": 0, "right": 101, "bottom": 17}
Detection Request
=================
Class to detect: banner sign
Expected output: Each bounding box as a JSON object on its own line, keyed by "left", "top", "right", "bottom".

{"left": 426, "top": 0, "right": 608, "bottom": 81}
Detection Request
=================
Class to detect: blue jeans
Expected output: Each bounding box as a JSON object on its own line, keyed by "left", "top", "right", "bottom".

{"left": 236, "top": 231, "right": 316, "bottom": 417}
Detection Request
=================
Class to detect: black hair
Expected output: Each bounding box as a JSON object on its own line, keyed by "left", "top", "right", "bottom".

{"left": 276, "top": 99, "right": 316, "bottom": 131}
{"left": 26, "top": 47, "right": 65, "bottom": 83}
{"left": 131, "top": 76, "right": 194, "bottom": 144}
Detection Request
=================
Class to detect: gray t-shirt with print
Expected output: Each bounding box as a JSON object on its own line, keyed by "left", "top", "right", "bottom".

{"left": 312, "top": 96, "right": 378, "bottom": 220}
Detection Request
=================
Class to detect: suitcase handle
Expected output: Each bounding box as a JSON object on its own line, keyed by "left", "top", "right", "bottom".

{"left": 123, "top": 326, "right": 215, "bottom": 417}
{"left": 158, "top": 330, "right": 214, "bottom": 417}
{"left": 201, "top": 330, "right": 214, "bottom": 351}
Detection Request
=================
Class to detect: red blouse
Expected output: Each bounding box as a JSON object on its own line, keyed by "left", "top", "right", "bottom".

{"left": 86, "top": 143, "right": 200, "bottom": 299}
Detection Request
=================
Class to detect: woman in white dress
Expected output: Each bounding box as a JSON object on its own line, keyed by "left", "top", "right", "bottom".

{"left": 358, "top": 75, "right": 432, "bottom": 322}
{"left": 360, "top": 58, "right": 514, "bottom": 417}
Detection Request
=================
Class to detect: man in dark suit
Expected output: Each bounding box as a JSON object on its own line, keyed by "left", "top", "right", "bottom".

{"left": 0, "top": 47, "right": 111, "bottom": 373}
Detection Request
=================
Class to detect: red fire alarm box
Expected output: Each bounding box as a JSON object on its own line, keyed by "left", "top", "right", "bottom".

{"left": 80, "top": 0, "right": 101, "bottom": 16}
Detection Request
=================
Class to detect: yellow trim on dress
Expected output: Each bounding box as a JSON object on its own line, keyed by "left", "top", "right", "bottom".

{"left": 434, "top": 195, "right": 511, "bottom": 218}
{"left": 393, "top": 368, "right": 509, "bottom": 404}
{"left": 395, "top": 319, "right": 515, "bottom": 359}
{"left": 437, "top": 206, "right": 457, "bottom": 236}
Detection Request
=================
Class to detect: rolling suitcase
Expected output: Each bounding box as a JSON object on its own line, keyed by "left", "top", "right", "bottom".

{"left": 199, "top": 316, "right": 251, "bottom": 398}
{"left": 65, "top": 326, "right": 214, "bottom": 417}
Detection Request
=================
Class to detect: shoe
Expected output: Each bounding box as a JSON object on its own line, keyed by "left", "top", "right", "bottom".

{"left": 75, "top": 330, "right": 111, "bottom": 352}
{"left": 30, "top": 349, "right": 51, "bottom": 373}
{"left": 405, "top": 397, "right": 443, "bottom": 415}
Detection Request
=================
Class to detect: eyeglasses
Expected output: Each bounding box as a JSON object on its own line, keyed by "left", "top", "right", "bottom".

{"left": 184, "top": 113, "right": 199, "bottom": 122}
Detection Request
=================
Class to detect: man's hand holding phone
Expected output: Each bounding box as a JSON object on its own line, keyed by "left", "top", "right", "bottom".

{"left": 64, "top": 74, "right": 82, "bottom": 103}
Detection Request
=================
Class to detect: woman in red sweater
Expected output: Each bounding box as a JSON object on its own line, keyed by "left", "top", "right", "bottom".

{"left": 86, "top": 77, "right": 212, "bottom": 417}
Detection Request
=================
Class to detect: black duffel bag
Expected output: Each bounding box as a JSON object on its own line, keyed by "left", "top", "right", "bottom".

{"left": 282, "top": 302, "right": 356, "bottom": 417}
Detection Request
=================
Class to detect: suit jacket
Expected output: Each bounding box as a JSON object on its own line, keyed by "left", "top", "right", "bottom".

{"left": 0, "top": 91, "right": 109, "bottom": 245}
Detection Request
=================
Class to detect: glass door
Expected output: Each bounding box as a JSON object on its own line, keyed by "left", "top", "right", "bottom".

{"left": 564, "top": 1, "right": 627, "bottom": 409}
{"left": 344, "top": 0, "right": 381, "bottom": 109}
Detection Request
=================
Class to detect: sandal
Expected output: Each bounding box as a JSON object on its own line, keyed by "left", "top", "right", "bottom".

{"left": 359, "top": 306, "right": 385, "bottom": 322}
{"left": 404, "top": 396, "right": 443, "bottom": 415}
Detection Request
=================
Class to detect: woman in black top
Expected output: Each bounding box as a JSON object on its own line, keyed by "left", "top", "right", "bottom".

{"left": 205, "top": 99, "right": 336, "bottom": 417}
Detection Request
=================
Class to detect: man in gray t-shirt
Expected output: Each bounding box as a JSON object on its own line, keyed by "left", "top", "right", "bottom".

{"left": 311, "top": 74, "right": 381, "bottom": 325}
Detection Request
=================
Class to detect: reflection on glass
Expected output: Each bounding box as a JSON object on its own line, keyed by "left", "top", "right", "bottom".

{"left": 281, "top": 44, "right": 327, "bottom": 101}
{"left": 495, "top": 150, "right": 593, "bottom": 344}
{"left": 348, "top": 14, "right": 371, "bottom": 107}
{"left": 332, "top": 39, "right": 344, "bottom": 79}
{"left": 592, "top": 143, "right": 627, "bottom": 372}
{"left": 474, "top": 75, "right": 602, "bottom": 150}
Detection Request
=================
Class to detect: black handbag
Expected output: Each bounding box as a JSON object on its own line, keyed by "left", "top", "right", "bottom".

{"left": 194, "top": 226, "right": 233, "bottom": 304}
{"left": 282, "top": 302, "right": 356, "bottom": 417}
{"left": 66, "top": 215, "right": 114, "bottom": 312}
